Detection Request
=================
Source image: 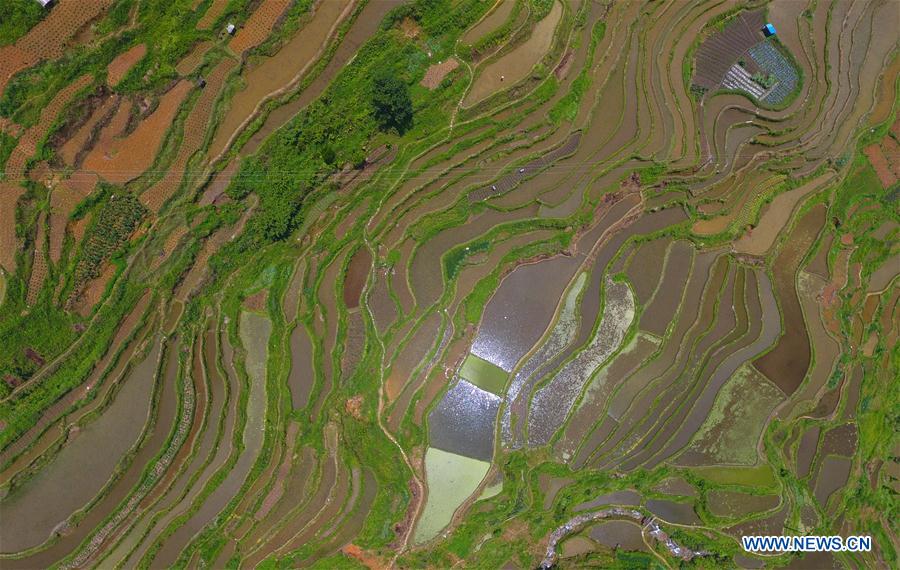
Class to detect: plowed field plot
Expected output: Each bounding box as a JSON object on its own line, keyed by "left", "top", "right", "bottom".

{"left": 1, "top": 0, "right": 895, "bottom": 567}
{"left": 106, "top": 44, "right": 147, "bottom": 87}
{"left": 228, "top": 0, "right": 292, "bottom": 55}
{"left": 83, "top": 80, "right": 193, "bottom": 185}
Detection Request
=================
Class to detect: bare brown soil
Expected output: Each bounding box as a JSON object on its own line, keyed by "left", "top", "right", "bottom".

{"left": 196, "top": 0, "right": 229, "bottom": 30}
{"left": 864, "top": 144, "right": 896, "bottom": 188}
{"left": 341, "top": 544, "right": 388, "bottom": 569}
{"left": 0, "top": 0, "right": 111, "bottom": 95}
{"left": 107, "top": 44, "right": 147, "bottom": 87}
{"left": 734, "top": 173, "right": 834, "bottom": 255}
{"left": 83, "top": 80, "right": 192, "bottom": 185}
{"left": 229, "top": 0, "right": 291, "bottom": 55}
{"left": 25, "top": 211, "right": 48, "bottom": 305}
{"left": 175, "top": 41, "right": 213, "bottom": 75}
{"left": 421, "top": 58, "right": 459, "bottom": 89}
{"left": 59, "top": 96, "right": 118, "bottom": 167}
{"left": 6, "top": 75, "right": 93, "bottom": 179}
{"left": 0, "top": 183, "right": 26, "bottom": 273}
{"left": 141, "top": 58, "right": 236, "bottom": 212}
{"left": 881, "top": 135, "right": 900, "bottom": 178}
{"left": 242, "top": 289, "right": 269, "bottom": 311}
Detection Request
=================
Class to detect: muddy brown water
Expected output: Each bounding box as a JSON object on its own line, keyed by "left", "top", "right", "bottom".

{"left": 727, "top": 503, "right": 788, "bottom": 538}
{"left": 624, "top": 237, "right": 670, "bottom": 305}
{"left": 509, "top": 208, "right": 687, "bottom": 448}
{"left": 755, "top": 204, "right": 827, "bottom": 395}
{"left": 151, "top": 314, "right": 270, "bottom": 567}
{"left": 639, "top": 240, "right": 694, "bottom": 335}
{"left": 472, "top": 255, "right": 581, "bottom": 372}
{"left": 287, "top": 322, "right": 315, "bottom": 410}
{"left": 0, "top": 336, "right": 163, "bottom": 556}
{"left": 587, "top": 520, "right": 647, "bottom": 551}
{"left": 243, "top": 426, "right": 338, "bottom": 565}
{"left": 707, "top": 491, "right": 779, "bottom": 519}
{"left": 813, "top": 455, "right": 852, "bottom": 508}
{"left": 638, "top": 270, "right": 783, "bottom": 470}
{"left": 428, "top": 379, "right": 500, "bottom": 462}
{"left": 462, "top": 0, "right": 515, "bottom": 45}
{"left": 607, "top": 258, "right": 735, "bottom": 470}
{"left": 582, "top": 250, "right": 720, "bottom": 468}
{"left": 240, "top": 0, "right": 405, "bottom": 157}
{"left": 561, "top": 334, "right": 658, "bottom": 458}
{"left": 342, "top": 247, "right": 371, "bottom": 309}
{"left": 646, "top": 499, "right": 701, "bottom": 525}
{"left": 574, "top": 489, "right": 641, "bottom": 512}
{"left": 821, "top": 423, "right": 857, "bottom": 457}
{"left": 796, "top": 425, "right": 820, "bottom": 479}
{"left": 367, "top": 269, "right": 398, "bottom": 333}
{"left": 464, "top": 0, "right": 563, "bottom": 106}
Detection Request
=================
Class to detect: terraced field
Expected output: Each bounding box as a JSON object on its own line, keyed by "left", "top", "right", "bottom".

{"left": 0, "top": 0, "right": 897, "bottom": 568}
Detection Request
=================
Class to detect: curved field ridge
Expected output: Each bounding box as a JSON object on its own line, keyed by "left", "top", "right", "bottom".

{"left": 0, "top": 0, "right": 896, "bottom": 568}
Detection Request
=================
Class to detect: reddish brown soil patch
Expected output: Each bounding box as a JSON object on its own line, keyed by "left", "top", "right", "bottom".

{"left": 83, "top": 80, "right": 193, "bottom": 185}
{"left": 107, "top": 44, "right": 147, "bottom": 87}
{"left": 840, "top": 233, "right": 854, "bottom": 246}
{"left": 196, "top": 0, "right": 229, "bottom": 30}
{"left": 864, "top": 144, "right": 896, "bottom": 188}
{"left": 242, "top": 289, "right": 269, "bottom": 311}
{"left": 420, "top": 58, "right": 459, "bottom": 89}
{"left": 4, "top": 375, "right": 22, "bottom": 389}
{"left": 24, "top": 348, "right": 45, "bottom": 367}
{"left": 72, "top": 262, "right": 116, "bottom": 316}
{"left": 345, "top": 395, "right": 364, "bottom": 420}
{"left": 48, "top": 173, "right": 99, "bottom": 264}
{"left": 400, "top": 17, "right": 422, "bottom": 39}
{"left": 25, "top": 211, "right": 49, "bottom": 306}
{"left": 6, "top": 75, "right": 93, "bottom": 179}
{"left": 0, "top": 0, "right": 111, "bottom": 95}
{"left": 0, "top": 182, "right": 26, "bottom": 273}
{"left": 175, "top": 41, "right": 213, "bottom": 75}
{"left": 59, "top": 96, "right": 118, "bottom": 167}
{"left": 140, "top": 59, "right": 236, "bottom": 212}
{"left": 229, "top": 0, "right": 291, "bottom": 55}
{"left": 341, "top": 544, "right": 387, "bottom": 570}
{"left": 882, "top": 135, "right": 900, "bottom": 178}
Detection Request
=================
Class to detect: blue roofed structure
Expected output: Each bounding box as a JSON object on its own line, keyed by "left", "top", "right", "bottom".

{"left": 763, "top": 23, "right": 777, "bottom": 37}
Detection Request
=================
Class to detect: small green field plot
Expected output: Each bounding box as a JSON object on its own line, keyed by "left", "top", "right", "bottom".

{"left": 459, "top": 352, "right": 509, "bottom": 395}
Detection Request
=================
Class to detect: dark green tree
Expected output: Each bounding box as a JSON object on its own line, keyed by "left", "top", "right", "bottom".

{"left": 370, "top": 72, "right": 413, "bottom": 134}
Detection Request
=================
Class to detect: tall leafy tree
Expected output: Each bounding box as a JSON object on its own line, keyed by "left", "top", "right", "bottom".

{"left": 371, "top": 72, "right": 413, "bottom": 134}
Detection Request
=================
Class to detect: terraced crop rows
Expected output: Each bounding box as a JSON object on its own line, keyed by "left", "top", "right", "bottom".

{"left": 0, "top": 0, "right": 897, "bottom": 568}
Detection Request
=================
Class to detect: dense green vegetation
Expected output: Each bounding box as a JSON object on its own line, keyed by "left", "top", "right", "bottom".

{"left": 371, "top": 71, "right": 414, "bottom": 133}
{"left": 0, "top": 0, "right": 44, "bottom": 46}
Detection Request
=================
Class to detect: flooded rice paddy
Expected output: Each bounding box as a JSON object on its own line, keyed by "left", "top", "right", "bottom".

{"left": 2, "top": 0, "right": 893, "bottom": 566}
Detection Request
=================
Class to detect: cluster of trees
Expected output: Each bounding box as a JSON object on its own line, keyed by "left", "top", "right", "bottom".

{"left": 71, "top": 190, "right": 146, "bottom": 293}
